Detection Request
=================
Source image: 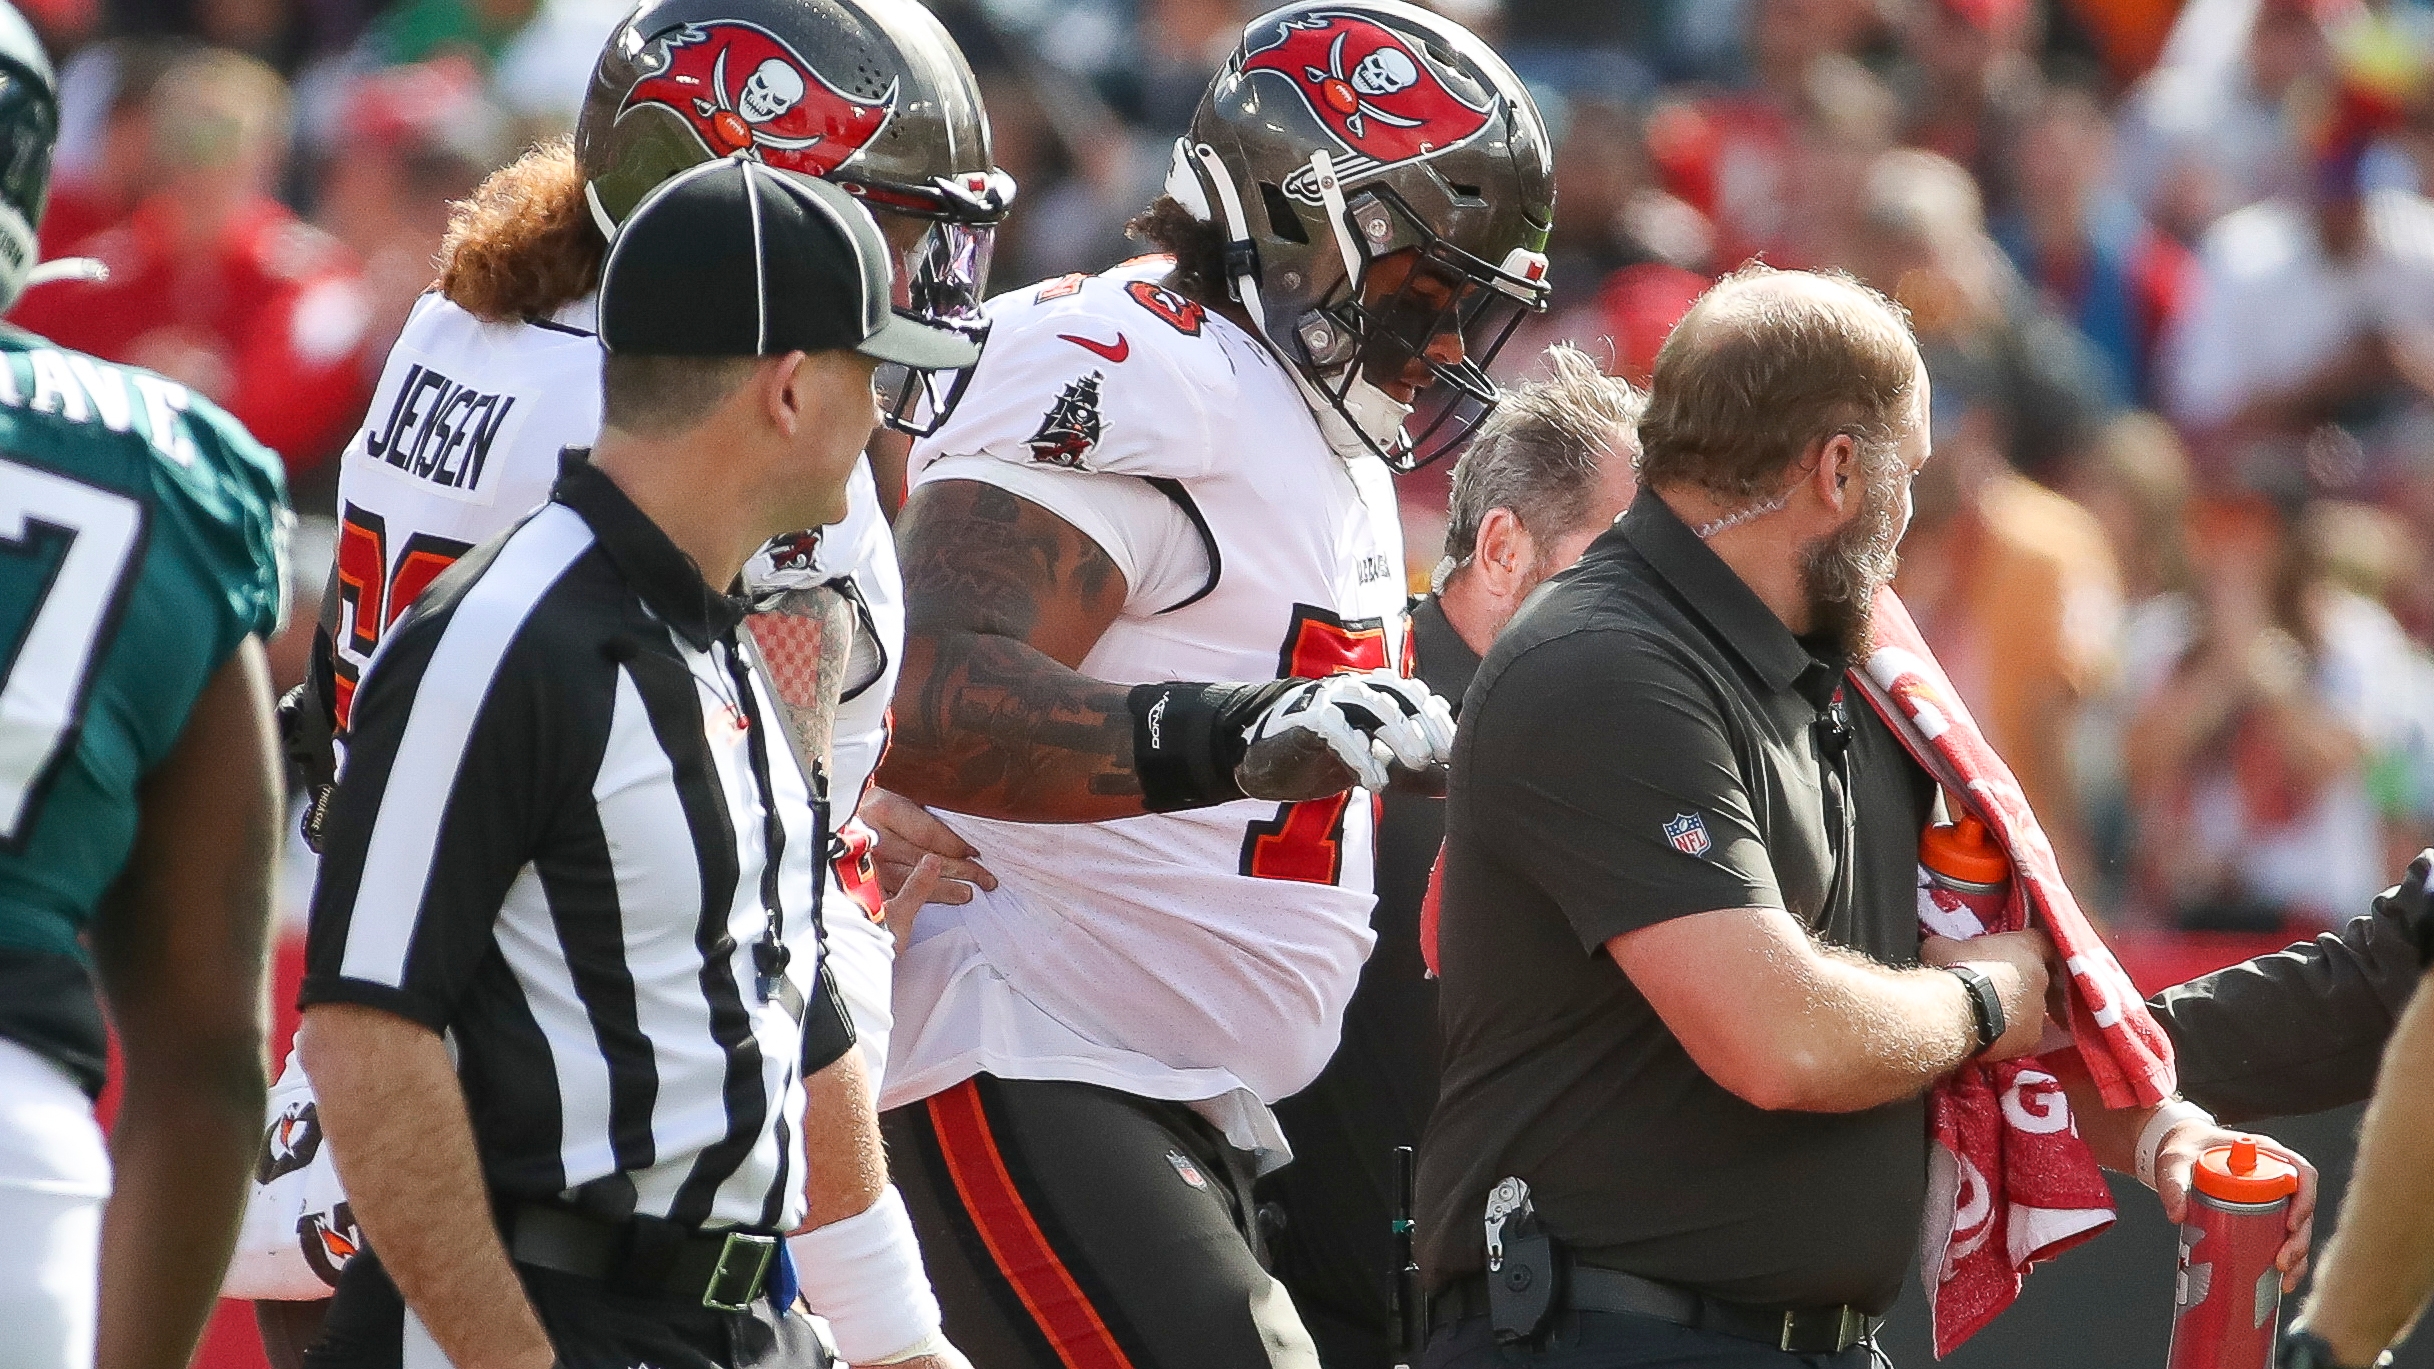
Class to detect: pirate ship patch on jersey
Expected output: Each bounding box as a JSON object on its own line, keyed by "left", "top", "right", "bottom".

{"left": 620, "top": 22, "right": 895, "bottom": 176}
{"left": 1027, "top": 372, "right": 1105, "bottom": 469}
{"left": 1239, "top": 12, "right": 1498, "bottom": 204}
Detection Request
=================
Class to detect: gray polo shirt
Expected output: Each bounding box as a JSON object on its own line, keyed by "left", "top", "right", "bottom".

{"left": 1417, "top": 488, "right": 1935, "bottom": 1314}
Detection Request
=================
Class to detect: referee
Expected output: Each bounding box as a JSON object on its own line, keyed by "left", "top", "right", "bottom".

{"left": 295, "top": 158, "right": 980, "bottom": 1369}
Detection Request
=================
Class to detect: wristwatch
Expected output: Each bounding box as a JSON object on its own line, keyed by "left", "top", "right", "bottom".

{"left": 2280, "top": 1327, "right": 2393, "bottom": 1369}
{"left": 1941, "top": 964, "right": 2003, "bottom": 1054}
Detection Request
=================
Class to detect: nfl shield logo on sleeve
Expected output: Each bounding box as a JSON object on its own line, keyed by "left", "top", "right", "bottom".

{"left": 1664, "top": 812, "right": 1712, "bottom": 857}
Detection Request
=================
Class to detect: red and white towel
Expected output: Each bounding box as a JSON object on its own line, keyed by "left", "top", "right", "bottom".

{"left": 1853, "top": 587, "right": 2177, "bottom": 1355}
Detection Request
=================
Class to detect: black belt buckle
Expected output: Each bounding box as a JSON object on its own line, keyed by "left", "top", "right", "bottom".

{"left": 702, "top": 1231, "right": 777, "bottom": 1312}
{"left": 1779, "top": 1305, "right": 1870, "bottom": 1355}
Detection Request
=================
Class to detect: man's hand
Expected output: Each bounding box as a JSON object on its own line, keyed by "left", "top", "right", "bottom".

{"left": 863, "top": 789, "right": 998, "bottom": 906}
{"left": 1235, "top": 671, "right": 1454, "bottom": 801}
{"left": 2151, "top": 1120, "right": 2318, "bottom": 1292}
{"left": 1920, "top": 929, "right": 2059, "bottom": 1061}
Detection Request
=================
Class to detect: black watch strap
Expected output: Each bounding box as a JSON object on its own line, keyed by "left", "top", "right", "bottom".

{"left": 1942, "top": 964, "right": 2004, "bottom": 1054}
{"left": 2281, "top": 1329, "right": 2390, "bottom": 1369}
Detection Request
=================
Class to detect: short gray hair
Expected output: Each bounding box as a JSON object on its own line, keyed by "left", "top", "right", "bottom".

{"left": 1438, "top": 344, "right": 1643, "bottom": 580}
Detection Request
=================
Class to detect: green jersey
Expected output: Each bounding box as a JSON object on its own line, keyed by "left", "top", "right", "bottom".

{"left": 0, "top": 326, "right": 288, "bottom": 1092}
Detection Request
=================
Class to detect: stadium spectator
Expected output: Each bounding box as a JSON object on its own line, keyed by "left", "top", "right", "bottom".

{"left": 1994, "top": 83, "right": 2196, "bottom": 407}
{"left": 1541, "top": 96, "right": 1710, "bottom": 315}
{"left": 2116, "top": 0, "right": 2334, "bottom": 243}
{"left": 2065, "top": 411, "right": 2202, "bottom": 906}
{"left": 9, "top": 47, "right": 375, "bottom": 475}
{"left": 1894, "top": 363, "right": 2123, "bottom": 904}
{"left": 1893, "top": 0, "right": 2044, "bottom": 218}
{"left": 2122, "top": 497, "right": 2391, "bottom": 931}
{"left": 1643, "top": 0, "right": 1872, "bottom": 270}
{"left": 1855, "top": 146, "right": 2119, "bottom": 481}
{"left": 2162, "top": 137, "right": 2434, "bottom": 484}
{"left": 39, "top": 36, "right": 183, "bottom": 253}
{"left": 307, "top": 56, "right": 503, "bottom": 362}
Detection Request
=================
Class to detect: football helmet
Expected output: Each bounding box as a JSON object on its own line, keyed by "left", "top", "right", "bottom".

{"left": 576, "top": 0, "right": 1012, "bottom": 433}
{"left": 1165, "top": 0, "right": 1554, "bottom": 469}
{"left": 0, "top": 0, "right": 56, "bottom": 314}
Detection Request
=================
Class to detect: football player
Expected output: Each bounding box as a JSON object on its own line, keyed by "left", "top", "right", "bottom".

{"left": 0, "top": 3, "right": 292, "bottom": 1365}
{"left": 236, "top": 0, "right": 1010, "bottom": 1362}
{"left": 870, "top": 2, "right": 1553, "bottom": 1364}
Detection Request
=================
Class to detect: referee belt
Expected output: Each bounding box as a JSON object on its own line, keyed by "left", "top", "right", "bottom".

{"left": 505, "top": 1202, "right": 779, "bottom": 1313}
{"left": 1431, "top": 1265, "right": 1881, "bottom": 1356}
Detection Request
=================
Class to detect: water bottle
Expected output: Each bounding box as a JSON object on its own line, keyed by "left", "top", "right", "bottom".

{"left": 2168, "top": 1137, "right": 2301, "bottom": 1369}
{"left": 1920, "top": 814, "right": 2011, "bottom": 935}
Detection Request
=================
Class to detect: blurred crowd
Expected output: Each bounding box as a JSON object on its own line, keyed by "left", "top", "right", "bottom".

{"left": 16, "top": 0, "right": 2434, "bottom": 933}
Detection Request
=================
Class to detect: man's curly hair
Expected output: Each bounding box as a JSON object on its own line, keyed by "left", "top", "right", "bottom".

{"left": 437, "top": 139, "right": 605, "bottom": 324}
{"left": 1125, "top": 196, "right": 1232, "bottom": 305}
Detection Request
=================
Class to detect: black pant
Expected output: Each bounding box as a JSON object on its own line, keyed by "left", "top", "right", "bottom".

{"left": 302, "top": 1248, "right": 827, "bottom": 1369}
{"left": 1263, "top": 929, "right": 1438, "bottom": 1369}
{"left": 884, "top": 1073, "right": 1323, "bottom": 1369}
{"left": 1419, "top": 1312, "right": 1884, "bottom": 1369}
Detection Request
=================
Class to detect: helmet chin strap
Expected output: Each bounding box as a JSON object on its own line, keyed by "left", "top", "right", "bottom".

{"left": 1166, "top": 138, "right": 1411, "bottom": 464}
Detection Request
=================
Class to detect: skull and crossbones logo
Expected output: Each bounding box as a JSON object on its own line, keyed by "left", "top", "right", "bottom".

{"left": 695, "top": 49, "right": 823, "bottom": 154}
{"left": 1304, "top": 30, "right": 1424, "bottom": 140}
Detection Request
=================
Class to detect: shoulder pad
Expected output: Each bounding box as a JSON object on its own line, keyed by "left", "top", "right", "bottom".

{"left": 915, "top": 269, "right": 1246, "bottom": 482}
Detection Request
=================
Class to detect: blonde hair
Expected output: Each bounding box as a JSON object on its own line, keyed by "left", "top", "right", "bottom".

{"left": 436, "top": 139, "right": 605, "bottom": 324}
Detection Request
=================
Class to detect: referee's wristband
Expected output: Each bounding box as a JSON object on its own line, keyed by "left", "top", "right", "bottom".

{"left": 789, "top": 1185, "right": 939, "bottom": 1364}
{"left": 2135, "top": 1099, "right": 2215, "bottom": 1191}
{"left": 1126, "top": 679, "right": 1294, "bottom": 812}
{"left": 1941, "top": 964, "right": 2004, "bottom": 1055}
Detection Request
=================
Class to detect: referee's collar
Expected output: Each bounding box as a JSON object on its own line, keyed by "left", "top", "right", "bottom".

{"left": 553, "top": 448, "right": 748, "bottom": 649}
{"left": 1620, "top": 487, "right": 1826, "bottom": 693}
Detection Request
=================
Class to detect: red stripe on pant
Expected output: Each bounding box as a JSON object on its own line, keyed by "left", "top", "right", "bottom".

{"left": 926, "top": 1080, "right": 1139, "bottom": 1369}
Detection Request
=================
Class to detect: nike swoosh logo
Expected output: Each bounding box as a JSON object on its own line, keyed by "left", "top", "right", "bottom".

{"left": 1058, "top": 332, "right": 1130, "bottom": 363}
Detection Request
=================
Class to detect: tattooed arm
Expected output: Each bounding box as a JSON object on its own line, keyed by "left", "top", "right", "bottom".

{"left": 878, "top": 478, "right": 1145, "bottom": 822}
{"left": 746, "top": 584, "right": 860, "bottom": 788}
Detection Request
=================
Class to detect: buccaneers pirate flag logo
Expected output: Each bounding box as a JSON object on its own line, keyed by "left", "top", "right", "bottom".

{"left": 622, "top": 22, "right": 894, "bottom": 174}
{"left": 1240, "top": 12, "right": 1497, "bottom": 201}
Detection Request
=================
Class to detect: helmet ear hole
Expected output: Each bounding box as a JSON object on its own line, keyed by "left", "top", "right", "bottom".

{"left": 1258, "top": 181, "right": 1310, "bottom": 245}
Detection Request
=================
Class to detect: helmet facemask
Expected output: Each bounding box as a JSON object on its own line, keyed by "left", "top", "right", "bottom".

{"left": 1291, "top": 183, "right": 1546, "bottom": 471}
{"left": 864, "top": 168, "right": 1013, "bottom": 436}
{"left": 1175, "top": 137, "right": 1548, "bottom": 472}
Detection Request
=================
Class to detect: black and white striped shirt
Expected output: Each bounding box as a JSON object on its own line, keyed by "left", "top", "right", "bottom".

{"left": 303, "top": 451, "right": 846, "bottom": 1233}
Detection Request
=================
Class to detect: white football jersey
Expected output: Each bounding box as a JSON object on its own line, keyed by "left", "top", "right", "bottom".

{"left": 330, "top": 291, "right": 602, "bottom": 729}
{"left": 882, "top": 259, "right": 1410, "bottom": 1159}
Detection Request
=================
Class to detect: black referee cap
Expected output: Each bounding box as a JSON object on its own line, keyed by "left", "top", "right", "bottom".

{"left": 599, "top": 156, "right": 981, "bottom": 371}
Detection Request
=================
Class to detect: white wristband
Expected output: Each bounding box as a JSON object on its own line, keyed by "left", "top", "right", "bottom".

{"left": 790, "top": 1184, "right": 942, "bottom": 1365}
{"left": 2136, "top": 1099, "right": 2214, "bottom": 1190}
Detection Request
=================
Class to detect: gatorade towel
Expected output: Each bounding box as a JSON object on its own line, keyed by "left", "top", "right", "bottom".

{"left": 1851, "top": 587, "right": 2175, "bottom": 1356}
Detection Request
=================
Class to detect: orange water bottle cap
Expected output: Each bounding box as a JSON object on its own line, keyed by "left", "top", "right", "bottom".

{"left": 2193, "top": 1137, "right": 2300, "bottom": 1203}
{"left": 1920, "top": 815, "right": 2011, "bottom": 885}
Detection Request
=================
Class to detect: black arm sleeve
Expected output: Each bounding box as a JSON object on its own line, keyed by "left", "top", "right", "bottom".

{"left": 800, "top": 960, "right": 858, "bottom": 1075}
{"left": 2151, "top": 855, "right": 2434, "bottom": 1122}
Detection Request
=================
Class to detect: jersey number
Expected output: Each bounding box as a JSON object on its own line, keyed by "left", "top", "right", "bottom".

{"left": 1239, "top": 605, "right": 1387, "bottom": 885}
{"left": 333, "top": 503, "right": 470, "bottom": 728}
{"left": 0, "top": 456, "right": 146, "bottom": 847}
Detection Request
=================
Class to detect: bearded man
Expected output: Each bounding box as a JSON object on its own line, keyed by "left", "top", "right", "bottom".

{"left": 1414, "top": 266, "right": 2063, "bottom": 1367}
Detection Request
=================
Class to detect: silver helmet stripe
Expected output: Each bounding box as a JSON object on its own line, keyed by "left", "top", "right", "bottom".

{"left": 1305, "top": 150, "right": 1366, "bottom": 288}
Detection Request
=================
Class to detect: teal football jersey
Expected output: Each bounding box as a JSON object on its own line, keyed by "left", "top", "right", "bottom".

{"left": 0, "top": 326, "right": 288, "bottom": 1087}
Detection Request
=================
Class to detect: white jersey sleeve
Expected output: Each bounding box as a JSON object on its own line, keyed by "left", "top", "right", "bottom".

{"left": 911, "top": 264, "right": 1242, "bottom": 483}
{"left": 917, "top": 453, "right": 1211, "bottom": 615}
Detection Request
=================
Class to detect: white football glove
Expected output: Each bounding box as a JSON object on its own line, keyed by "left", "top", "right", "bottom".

{"left": 1241, "top": 669, "right": 1456, "bottom": 791}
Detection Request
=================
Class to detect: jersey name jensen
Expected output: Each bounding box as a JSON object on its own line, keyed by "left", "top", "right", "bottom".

{"left": 362, "top": 363, "right": 517, "bottom": 492}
